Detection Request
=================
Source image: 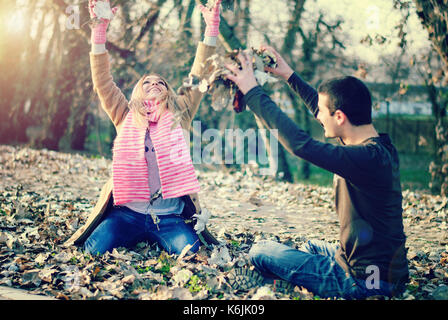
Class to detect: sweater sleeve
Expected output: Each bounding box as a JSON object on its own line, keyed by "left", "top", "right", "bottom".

{"left": 177, "top": 42, "right": 216, "bottom": 122}
{"left": 242, "top": 86, "right": 383, "bottom": 182}
{"left": 90, "top": 52, "right": 129, "bottom": 128}
{"left": 287, "top": 72, "right": 319, "bottom": 118}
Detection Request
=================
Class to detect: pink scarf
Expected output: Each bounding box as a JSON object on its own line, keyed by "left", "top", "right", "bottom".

{"left": 112, "top": 100, "right": 200, "bottom": 205}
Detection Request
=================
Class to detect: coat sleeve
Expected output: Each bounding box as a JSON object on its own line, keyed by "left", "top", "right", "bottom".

{"left": 90, "top": 52, "right": 129, "bottom": 128}
{"left": 177, "top": 42, "right": 216, "bottom": 122}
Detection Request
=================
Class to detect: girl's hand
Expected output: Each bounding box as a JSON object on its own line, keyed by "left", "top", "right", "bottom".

{"left": 224, "top": 51, "right": 259, "bottom": 95}
{"left": 260, "top": 45, "right": 294, "bottom": 81}
{"left": 88, "top": 0, "right": 118, "bottom": 44}
{"left": 198, "top": 0, "right": 222, "bottom": 37}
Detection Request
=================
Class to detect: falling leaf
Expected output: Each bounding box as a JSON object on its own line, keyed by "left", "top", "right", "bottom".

{"left": 198, "top": 79, "right": 209, "bottom": 93}
{"left": 192, "top": 208, "right": 212, "bottom": 234}
{"left": 92, "top": 1, "right": 114, "bottom": 20}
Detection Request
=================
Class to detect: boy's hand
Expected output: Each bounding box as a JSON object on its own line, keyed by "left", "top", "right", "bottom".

{"left": 225, "top": 51, "right": 259, "bottom": 95}
{"left": 261, "top": 45, "right": 294, "bottom": 81}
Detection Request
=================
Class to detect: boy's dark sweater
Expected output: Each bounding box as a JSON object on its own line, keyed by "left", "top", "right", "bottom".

{"left": 242, "top": 73, "right": 409, "bottom": 289}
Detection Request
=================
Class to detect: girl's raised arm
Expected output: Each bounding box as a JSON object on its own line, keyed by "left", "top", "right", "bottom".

{"left": 89, "top": 0, "right": 128, "bottom": 128}
{"left": 180, "top": 0, "right": 222, "bottom": 120}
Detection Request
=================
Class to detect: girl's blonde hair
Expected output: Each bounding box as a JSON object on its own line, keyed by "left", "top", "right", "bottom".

{"left": 129, "top": 74, "right": 181, "bottom": 128}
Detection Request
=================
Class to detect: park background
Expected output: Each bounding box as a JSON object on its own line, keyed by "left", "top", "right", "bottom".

{"left": 0, "top": 0, "right": 447, "bottom": 195}
{"left": 0, "top": 0, "right": 448, "bottom": 301}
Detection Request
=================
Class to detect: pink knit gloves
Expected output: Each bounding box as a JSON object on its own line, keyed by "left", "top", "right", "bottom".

{"left": 88, "top": 0, "right": 118, "bottom": 45}
{"left": 199, "top": 0, "right": 221, "bottom": 37}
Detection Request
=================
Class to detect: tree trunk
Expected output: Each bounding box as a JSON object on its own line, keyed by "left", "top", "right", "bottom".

{"left": 413, "top": 0, "right": 448, "bottom": 78}
{"left": 70, "top": 105, "right": 90, "bottom": 151}
{"left": 412, "top": 0, "right": 448, "bottom": 195}
{"left": 40, "top": 31, "right": 86, "bottom": 150}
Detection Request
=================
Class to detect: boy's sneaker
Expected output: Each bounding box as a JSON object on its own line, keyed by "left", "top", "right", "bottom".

{"left": 227, "top": 267, "right": 265, "bottom": 291}
{"left": 272, "top": 279, "right": 294, "bottom": 294}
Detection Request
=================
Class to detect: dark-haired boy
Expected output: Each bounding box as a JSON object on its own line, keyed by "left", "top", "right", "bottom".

{"left": 225, "top": 47, "right": 409, "bottom": 299}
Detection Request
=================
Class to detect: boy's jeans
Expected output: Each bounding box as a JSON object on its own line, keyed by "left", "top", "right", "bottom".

{"left": 83, "top": 206, "right": 200, "bottom": 255}
{"left": 249, "top": 239, "right": 395, "bottom": 299}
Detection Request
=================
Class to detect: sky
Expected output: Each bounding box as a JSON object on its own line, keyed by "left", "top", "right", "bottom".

{"left": 5, "top": 0, "right": 432, "bottom": 71}
{"left": 245, "top": 0, "right": 430, "bottom": 65}
{"left": 313, "top": 0, "right": 430, "bottom": 63}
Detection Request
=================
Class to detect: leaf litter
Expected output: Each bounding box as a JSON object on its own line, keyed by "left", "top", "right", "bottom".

{"left": 0, "top": 145, "right": 447, "bottom": 300}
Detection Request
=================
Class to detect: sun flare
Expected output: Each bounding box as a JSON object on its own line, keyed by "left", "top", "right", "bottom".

{"left": 5, "top": 10, "right": 26, "bottom": 34}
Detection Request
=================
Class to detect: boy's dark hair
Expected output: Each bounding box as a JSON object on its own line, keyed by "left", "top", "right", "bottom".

{"left": 317, "top": 76, "right": 372, "bottom": 126}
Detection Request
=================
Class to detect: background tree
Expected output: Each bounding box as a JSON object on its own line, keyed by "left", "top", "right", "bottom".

{"left": 410, "top": 0, "right": 448, "bottom": 195}
{"left": 1, "top": 0, "right": 443, "bottom": 193}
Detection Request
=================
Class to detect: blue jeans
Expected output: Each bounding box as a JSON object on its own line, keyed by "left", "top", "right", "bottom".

{"left": 248, "top": 240, "right": 395, "bottom": 299}
{"left": 83, "top": 206, "right": 200, "bottom": 255}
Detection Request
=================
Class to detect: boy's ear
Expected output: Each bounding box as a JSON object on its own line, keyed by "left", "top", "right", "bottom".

{"left": 334, "top": 109, "right": 347, "bottom": 126}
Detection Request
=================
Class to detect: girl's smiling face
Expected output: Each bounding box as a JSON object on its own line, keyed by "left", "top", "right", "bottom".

{"left": 142, "top": 75, "right": 168, "bottom": 99}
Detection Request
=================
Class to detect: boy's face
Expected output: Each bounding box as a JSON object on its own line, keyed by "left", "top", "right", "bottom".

{"left": 317, "top": 93, "right": 340, "bottom": 139}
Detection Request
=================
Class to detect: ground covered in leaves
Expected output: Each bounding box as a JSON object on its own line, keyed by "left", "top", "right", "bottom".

{"left": 0, "top": 145, "right": 447, "bottom": 300}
